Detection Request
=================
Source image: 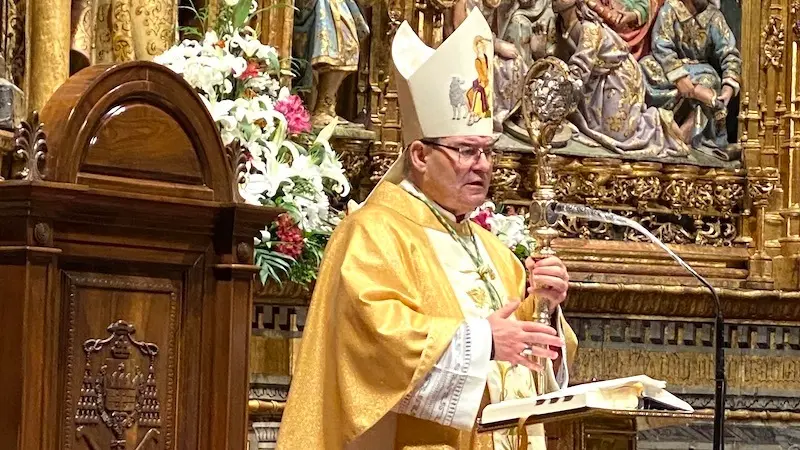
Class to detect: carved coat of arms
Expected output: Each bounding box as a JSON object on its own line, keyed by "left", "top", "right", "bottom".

{"left": 75, "top": 321, "right": 161, "bottom": 450}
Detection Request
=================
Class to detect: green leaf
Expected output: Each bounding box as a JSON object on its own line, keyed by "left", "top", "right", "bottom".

{"left": 267, "top": 52, "right": 281, "bottom": 73}
{"left": 232, "top": 0, "right": 252, "bottom": 29}
{"left": 273, "top": 117, "right": 288, "bottom": 145}
{"left": 254, "top": 246, "right": 297, "bottom": 285}
{"left": 178, "top": 25, "right": 204, "bottom": 39}
{"left": 314, "top": 118, "right": 339, "bottom": 144}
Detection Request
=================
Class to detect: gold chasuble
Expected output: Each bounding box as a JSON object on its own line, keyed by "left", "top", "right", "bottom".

{"left": 277, "top": 182, "right": 578, "bottom": 449}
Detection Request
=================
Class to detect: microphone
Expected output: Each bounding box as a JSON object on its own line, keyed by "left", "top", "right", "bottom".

{"left": 539, "top": 201, "right": 726, "bottom": 450}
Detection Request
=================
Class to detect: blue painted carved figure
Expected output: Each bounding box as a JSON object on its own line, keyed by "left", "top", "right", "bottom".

{"left": 639, "top": 0, "right": 742, "bottom": 159}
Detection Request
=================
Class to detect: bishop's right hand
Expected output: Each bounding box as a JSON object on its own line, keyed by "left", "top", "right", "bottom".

{"left": 487, "top": 301, "right": 565, "bottom": 372}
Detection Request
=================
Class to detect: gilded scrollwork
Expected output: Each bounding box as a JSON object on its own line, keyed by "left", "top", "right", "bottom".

{"left": 578, "top": 164, "right": 618, "bottom": 207}
{"left": 490, "top": 152, "right": 522, "bottom": 199}
{"left": 629, "top": 175, "right": 662, "bottom": 211}
{"left": 338, "top": 151, "right": 369, "bottom": 186}
{"left": 554, "top": 173, "right": 578, "bottom": 200}
{"left": 647, "top": 217, "right": 694, "bottom": 245}
{"left": 553, "top": 210, "right": 738, "bottom": 246}
{"left": 696, "top": 217, "right": 737, "bottom": 246}
{"left": 748, "top": 169, "right": 780, "bottom": 207}
{"left": 690, "top": 177, "right": 715, "bottom": 211}
{"left": 762, "top": 15, "right": 786, "bottom": 69}
{"left": 612, "top": 176, "right": 632, "bottom": 204}
{"left": 714, "top": 177, "right": 745, "bottom": 218}
{"left": 663, "top": 178, "right": 693, "bottom": 214}
{"left": 4, "top": 0, "right": 26, "bottom": 86}
{"left": 368, "top": 153, "right": 398, "bottom": 184}
{"left": 557, "top": 212, "right": 614, "bottom": 240}
{"left": 491, "top": 167, "right": 522, "bottom": 198}
{"left": 519, "top": 151, "right": 746, "bottom": 245}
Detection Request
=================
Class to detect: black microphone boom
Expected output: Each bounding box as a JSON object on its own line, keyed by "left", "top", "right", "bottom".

{"left": 544, "top": 202, "right": 725, "bottom": 450}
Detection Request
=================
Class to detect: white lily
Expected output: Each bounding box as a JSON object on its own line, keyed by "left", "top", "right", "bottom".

{"left": 156, "top": 7, "right": 353, "bottom": 278}
{"left": 202, "top": 30, "right": 221, "bottom": 47}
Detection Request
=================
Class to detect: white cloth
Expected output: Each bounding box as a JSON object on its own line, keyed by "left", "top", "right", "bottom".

{"left": 393, "top": 318, "right": 492, "bottom": 429}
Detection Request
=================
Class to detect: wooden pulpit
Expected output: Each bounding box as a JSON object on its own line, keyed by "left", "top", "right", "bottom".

{"left": 0, "top": 61, "right": 280, "bottom": 449}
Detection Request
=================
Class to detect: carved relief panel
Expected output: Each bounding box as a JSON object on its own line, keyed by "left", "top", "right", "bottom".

{"left": 63, "top": 273, "right": 180, "bottom": 450}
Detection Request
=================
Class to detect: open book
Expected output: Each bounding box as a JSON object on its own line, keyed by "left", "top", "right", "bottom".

{"left": 480, "top": 375, "right": 694, "bottom": 426}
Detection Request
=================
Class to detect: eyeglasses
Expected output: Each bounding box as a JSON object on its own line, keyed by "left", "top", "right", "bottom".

{"left": 421, "top": 140, "right": 496, "bottom": 165}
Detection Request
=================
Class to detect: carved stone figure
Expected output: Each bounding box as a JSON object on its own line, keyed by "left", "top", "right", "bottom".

{"left": 584, "top": 0, "right": 662, "bottom": 59}
{"left": 552, "top": 0, "right": 689, "bottom": 158}
{"left": 639, "top": 0, "right": 741, "bottom": 160}
{"left": 293, "top": 0, "right": 370, "bottom": 127}
{"left": 69, "top": 0, "right": 176, "bottom": 72}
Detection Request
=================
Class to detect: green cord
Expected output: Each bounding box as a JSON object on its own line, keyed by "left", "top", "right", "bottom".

{"left": 406, "top": 188, "right": 504, "bottom": 311}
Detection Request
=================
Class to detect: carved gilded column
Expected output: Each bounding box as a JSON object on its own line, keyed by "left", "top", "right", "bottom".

{"left": 748, "top": 168, "right": 780, "bottom": 288}
{"left": 738, "top": 0, "right": 793, "bottom": 288}
{"left": 360, "top": 0, "right": 453, "bottom": 187}
{"left": 257, "top": 0, "right": 294, "bottom": 85}
{"left": 25, "top": 0, "right": 71, "bottom": 112}
{"left": 774, "top": 0, "right": 800, "bottom": 288}
{"left": 761, "top": 13, "right": 788, "bottom": 263}
{"left": 359, "top": 0, "right": 410, "bottom": 187}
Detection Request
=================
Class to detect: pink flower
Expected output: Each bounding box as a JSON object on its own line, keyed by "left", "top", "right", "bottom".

{"left": 471, "top": 209, "right": 493, "bottom": 231}
{"left": 274, "top": 94, "right": 312, "bottom": 134}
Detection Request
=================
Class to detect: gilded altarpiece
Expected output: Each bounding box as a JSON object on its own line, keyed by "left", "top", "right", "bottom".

{"left": 3, "top": 0, "right": 800, "bottom": 445}
{"left": 244, "top": 0, "right": 800, "bottom": 446}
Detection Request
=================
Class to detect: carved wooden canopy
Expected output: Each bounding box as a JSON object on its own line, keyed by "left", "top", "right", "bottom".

{"left": 38, "top": 61, "right": 236, "bottom": 201}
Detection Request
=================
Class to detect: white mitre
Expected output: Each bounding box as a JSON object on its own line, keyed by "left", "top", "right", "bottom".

{"left": 347, "top": 8, "right": 494, "bottom": 214}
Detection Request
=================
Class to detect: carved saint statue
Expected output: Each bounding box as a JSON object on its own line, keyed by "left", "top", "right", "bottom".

{"left": 293, "top": 0, "right": 370, "bottom": 127}
{"left": 69, "top": 0, "right": 177, "bottom": 72}
{"left": 552, "top": 0, "right": 689, "bottom": 158}
{"left": 639, "top": 0, "right": 741, "bottom": 160}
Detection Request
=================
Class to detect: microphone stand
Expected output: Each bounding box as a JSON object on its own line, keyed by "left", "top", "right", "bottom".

{"left": 519, "top": 57, "right": 725, "bottom": 450}
{"left": 544, "top": 202, "right": 726, "bottom": 450}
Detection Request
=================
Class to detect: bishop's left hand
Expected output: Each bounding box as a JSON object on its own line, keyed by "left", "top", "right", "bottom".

{"left": 525, "top": 256, "right": 569, "bottom": 314}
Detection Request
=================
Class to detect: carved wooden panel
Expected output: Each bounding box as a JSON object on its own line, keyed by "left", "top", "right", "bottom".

{"left": 62, "top": 273, "right": 180, "bottom": 450}
{"left": 82, "top": 103, "right": 202, "bottom": 185}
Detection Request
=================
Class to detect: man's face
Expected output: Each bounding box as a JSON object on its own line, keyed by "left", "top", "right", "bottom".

{"left": 409, "top": 135, "right": 495, "bottom": 217}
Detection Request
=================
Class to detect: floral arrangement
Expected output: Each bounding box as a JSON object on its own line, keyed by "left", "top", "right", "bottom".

{"left": 470, "top": 202, "right": 537, "bottom": 262}
{"left": 156, "top": 0, "right": 350, "bottom": 288}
